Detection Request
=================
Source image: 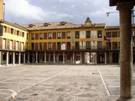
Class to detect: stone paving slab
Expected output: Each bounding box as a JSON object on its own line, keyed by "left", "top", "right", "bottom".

{"left": 98, "top": 65, "right": 135, "bottom": 101}
{"left": 0, "top": 65, "right": 135, "bottom": 101}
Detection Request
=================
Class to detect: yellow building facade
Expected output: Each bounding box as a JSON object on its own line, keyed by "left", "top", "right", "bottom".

{"left": 25, "top": 19, "right": 108, "bottom": 64}
{"left": 0, "top": 21, "right": 28, "bottom": 65}
{"left": 0, "top": 18, "right": 135, "bottom": 65}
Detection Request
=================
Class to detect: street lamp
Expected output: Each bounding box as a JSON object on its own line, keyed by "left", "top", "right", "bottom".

{"left": 106, "top": 9, "right": 135, "bottom": 24}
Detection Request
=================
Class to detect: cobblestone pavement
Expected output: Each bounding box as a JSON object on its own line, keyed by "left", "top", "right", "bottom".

{"left": 0, "top": 65, "right": 135, "bottom": 101}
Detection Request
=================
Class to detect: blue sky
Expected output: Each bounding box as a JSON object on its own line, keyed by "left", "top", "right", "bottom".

{"left": 4, "top": 0, "right": 119, "bottom": 25}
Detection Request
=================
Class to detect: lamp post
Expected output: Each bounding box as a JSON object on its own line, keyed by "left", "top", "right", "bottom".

{"left": 109, "top": 0, "right": 135, "bottom": 101}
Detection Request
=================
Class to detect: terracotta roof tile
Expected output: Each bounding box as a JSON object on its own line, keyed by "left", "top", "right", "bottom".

{"left": 24, "top": 22, "right": 81, "bottom": 30}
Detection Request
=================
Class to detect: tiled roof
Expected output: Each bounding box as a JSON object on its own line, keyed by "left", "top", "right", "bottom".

{"left": 0, "top": 20, "right": 28, "bottom": 31}
{"left": 24, "top": 21, "right": 106, "bottom": 31}
{"left": 24, "top": 22, "right": 81, "bottom": 30}
{"left": 105, "top": 26, "right": 119, "bottom": 30}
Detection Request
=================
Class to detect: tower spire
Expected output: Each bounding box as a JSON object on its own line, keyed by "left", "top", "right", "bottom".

{"left": 0, "top": 0, "right": 4, "bottom": 21}
{"left": 84, "top": 17, "right": 92, "bottom": 26}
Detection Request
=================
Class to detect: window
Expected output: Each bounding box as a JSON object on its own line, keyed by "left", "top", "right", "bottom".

{"left": 106, "top": 42, "right": 111, "bottom": 49}
{"left": 48, "top": 33, "right": 53, "bottom": 39}
{"left": 11, "top": 28, "right": 14, "bottom": 34}
{"left": 22, "top": 32, "right": 24, "bottom": 37}
{"left": 2, "top": 39, "right": 6, "bottom": 49}
{"left": 67, "top": 32, "right": 70, "bottom": 39}
{"left": 16, "top": 41, "right": 19, "bottom": 50}
{"left": 13, "top": 41, "right": 16, "bottom": 50}
{"left": 97, "top": 41, "right": 102, "bottom": 49}
{"left": 9, "top": 41, "right": 13, "bottom": 50}
{"left": 98, "top": 31, "right": 102, "bottom": 38}
{"left": 80, "top": 41, "right": 85, "bottom": 49}
{"left": 6, "top": 40, "right": 9, "bottom": 49}
{"left": 57, "top": 32, "right": 62, "bottom": 39}
{"left": 17, "top": 31, "right": 19, "bottom": 36}
{"left": 91, "top": 41, "right": 97, "bottom": 49}
{"left": 53, "top": 32, "right": 56, "bottom": 39}
{"left": 31, "top": 34, "right": 35, "bottom": 40}
{"left": 61, "top": 43, "right": 66, "bottom": 50}
{"left": 62, "top": 32, "right": 66, "bottom": 38}
{"left": 39, "top": 33, "right": 44, "bottom": 39}
{"left": 86, "top": 41, "right": 91, "bottom": 49}
{"left": 31, "top": 43, "right": 34, "bottom": 50}
{"left": 75, "top": 42, "right": 79, "bottom": 49}
{"left": 0, "top": 25, "right": 3, "bottom": 36}
{"left": 44, "top": 33, "right": 47, "bottom": 39}
{"left": 112, "top": 42, "right": 118, "bottom": 49}
{"left": 57, "top": 42, "right": 61, "bottom": 50}
{"left": 112, "top": 32, "right": 118, "bottom": 37}
{"left": 67, "top": 42, "right": 71, "bottom": 49}
{"left": 106, "top": 32, "right": 111, "bottom": 38}
{"left": 39, "top": 43, "right": 44, "bottom": 50}
{"left": 4, "top": 26, "right": 7, "bottom": 32}
{"left": 75, "top": 31, "right": 80, "bottom": 39}
{"left": 35, "top": 34, "right": 39, "bottom": 39}
{"left": 117, "top": 31, "right": 120, "bottom": 37}
{"left": 21, "top": 42, "right": 24, "bottom": 50}
{"left": 35, "top": 43, "right": 38, "bottom": 50}
{"left": 48, "top": 42, "right": 52, "bottom": 50}
{"left": 86, "top": 31, "right": 91, "bottom": 38}
{"left": 118, "top": 42, "right": 120, "bottom": 49}
{"left": 53, "top": 42, "right": 56, "bottom": 50}
{"left": 44, "top": 43, "right": 47, "bottom": 50}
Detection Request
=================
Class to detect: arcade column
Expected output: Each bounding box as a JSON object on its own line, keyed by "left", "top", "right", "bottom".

{"left": 117, "top": 2, "right": 134, "bottom": 100}
{"left": 0, "top": 51, "right": 1, "bottom": 66}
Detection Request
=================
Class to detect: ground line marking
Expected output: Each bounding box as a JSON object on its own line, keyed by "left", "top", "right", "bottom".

{"left": 98, "top": 69, "right": 111, "bottom": 96}
{"left": 17, "top": 69, "right": 67, "bottom": 94}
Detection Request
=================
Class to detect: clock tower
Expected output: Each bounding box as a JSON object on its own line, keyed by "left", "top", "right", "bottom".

{"left": 0, "top": 0, "right": 4, "bottom": 21}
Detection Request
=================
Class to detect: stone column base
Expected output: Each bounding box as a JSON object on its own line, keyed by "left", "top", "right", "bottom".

{"left": 117, "top": 97, "right": 131, "bottom": 101}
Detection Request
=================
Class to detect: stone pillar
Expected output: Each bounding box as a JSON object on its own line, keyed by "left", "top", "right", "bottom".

{"left": 53, "top": 52, "right": 56, "bottom": 64}
{"left": 95, "top": 53, "right": 97, "bottom": 64}
{"left": 35, "top": 52, "right": 38, "bottom": 63}
{"left": 73, "top": 52, "right": 75, "bottom": 64}
{"left": 27, "top": 52, "right": 30, "bottom": 64}
{"left": 13, "top": 52, "right": 15, "bottom": 65}
{"left": 48, "top": 53, "right": 50, "bottom": 63}
{"left": 0, "top": 51, "right": 1, "bottom": 66}
{"left": 23, "top": 53, "right": 25, "bottom": 64}
{"left": 80, "top": 52, "right": 82, "bottom": 64}
{"left": 63, "top": 52, "right": 65, "bottom": 64}
{"left": 18, "top": 52, "right": 21, "bottom": 64}
{"left": 44, "top": 52, "right": 46, "bottom": 63}
{"left": 82, "top": 52, "right": 85, "bottom": 64}
{"left": 0, "top": 51, "right": 2, "bottom": 66}
{"left": 6, "top": 52, "right": 9, "bottom": 66}
{"left": 57, "top": 54, "right": 59, "bottom": 63}
{"left": 117, "top": 2, "right": 133, "bottom": 100}
{"left": 109, "top": 52, "right": 112, "bottom": 64}
{"left": 105, "top": 52, "right": 107, "bottom": 64}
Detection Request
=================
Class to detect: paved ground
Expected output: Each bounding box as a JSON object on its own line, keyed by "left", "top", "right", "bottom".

{"left": 0, "top": 65, "right": 135, "bottom": 101}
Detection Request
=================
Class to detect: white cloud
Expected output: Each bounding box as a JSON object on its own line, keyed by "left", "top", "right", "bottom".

{"left": 4, "top": 0, "right": 119, "bottom": 25}
{"left": 5, "top": 0, "right": 46, "bottom": 21}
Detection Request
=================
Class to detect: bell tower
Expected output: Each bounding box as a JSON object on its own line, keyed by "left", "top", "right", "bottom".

{"left": 0, "top": 0, "right": 4, "bottom": 21}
